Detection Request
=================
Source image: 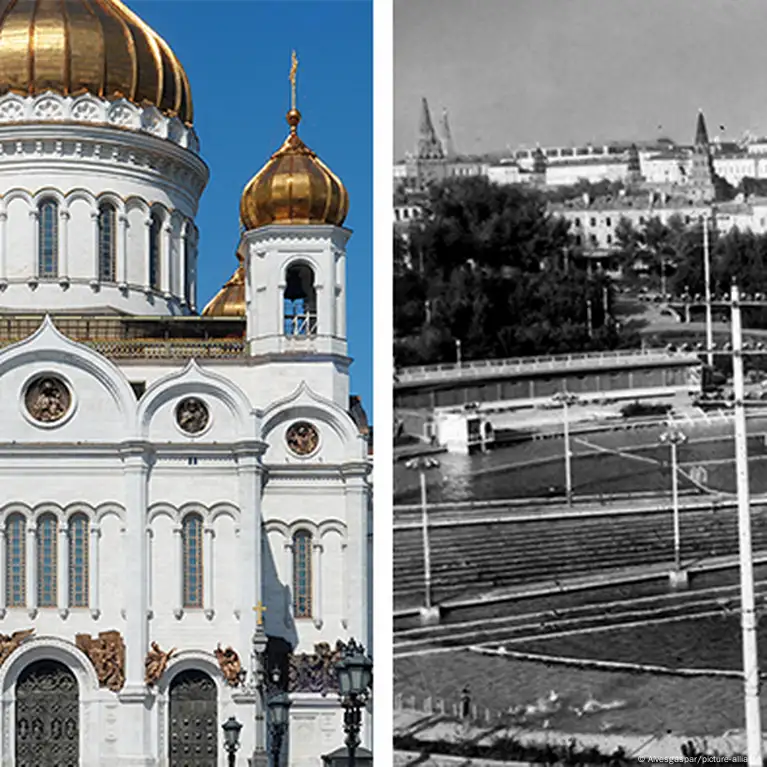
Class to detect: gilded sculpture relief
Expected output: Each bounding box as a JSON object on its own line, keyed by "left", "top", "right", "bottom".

{"left": 0, "top": 628, "right": 34, "bottom": 666}
{"left": 145, "top": 642, "right": 176, "bottom": 686}
{"left": 75, "top": 630, "right": 125, "bottom": 692}
{"left": 176, "top": 397, "right": 209, "bottom": 434}
{"left": 214, "top": 644, "right": 245, "bottom": 687}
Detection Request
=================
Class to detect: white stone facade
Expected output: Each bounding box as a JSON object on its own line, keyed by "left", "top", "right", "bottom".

{"left": 0, "top": 318, "right": 371, "bottom": 766}
{"left": 0, "top": 93, "right": 206, "bottom": 316}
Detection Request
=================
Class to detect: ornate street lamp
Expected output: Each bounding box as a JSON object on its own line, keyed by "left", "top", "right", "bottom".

{"left": 336, "top": 638, "right": 373, "bottom": 767}
{"left": 267, "top": 689, "right": 291, "bottom": 767}
{"left": 551, "top": 391, "right": 580, "bottom": 505}
{"left": 222, "top": 716, "right": 242, "bottom": 767}
{"left": 251, "top": 625, "right": 269, "bottom": 766}
{"left": 659, "top": 422, "right": 687, "bottom": 575}
{"left": 404, "top": 456, "right": 440, "bottom": 616}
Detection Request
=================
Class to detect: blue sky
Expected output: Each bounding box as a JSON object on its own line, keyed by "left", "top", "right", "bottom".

{"left": 133, "top": 0, "right": 373, "bottom": 418}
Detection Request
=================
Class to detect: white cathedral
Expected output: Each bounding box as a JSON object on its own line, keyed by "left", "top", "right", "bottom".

{"left": 0, "top": 1, "right": 372, "bottom": 765}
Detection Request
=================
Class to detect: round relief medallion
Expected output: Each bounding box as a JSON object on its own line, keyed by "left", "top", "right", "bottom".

{"left": 286, "top": 421, "right": 319, "bottom": 456}
{"left": 24, "top": 375, "right": 72, "bottom": 424}
{"left": 176, "top": 397, "right": 209, "bottom": 435}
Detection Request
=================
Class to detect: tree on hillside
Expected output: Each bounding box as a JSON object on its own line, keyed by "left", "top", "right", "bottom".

{"left": 393, "top": 177, "right": 633, "bottom": 366}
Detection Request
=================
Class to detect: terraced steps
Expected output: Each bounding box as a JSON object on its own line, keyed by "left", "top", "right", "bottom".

{"left": 394, "top": 505, "right": 767, "bottom": 607}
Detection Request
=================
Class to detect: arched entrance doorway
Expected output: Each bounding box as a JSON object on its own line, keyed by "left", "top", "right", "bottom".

{"left": 15, "top": 659, "right": 79, "bottom": 766}
{"left": 168, "top": 669, "right": 217, "bottom": 766}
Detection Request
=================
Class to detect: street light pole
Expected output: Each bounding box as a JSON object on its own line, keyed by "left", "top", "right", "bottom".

{"left": 731, "top": 281, "right": 763, "bottom": 767}
{"left": 552, "top": 392, "right": 578, "bottom": 506}
{"left": 703, "top": 214, "right": 714, "bottom": 368}
{"left": 455, "top": 338, "right": 462, "bottom": 367}
{"left": 405, "top": 457, "right": 440, "bottom": 615}
{"left": 660, "top": 424, "right": 687, "bottom": 573}
{"left": 251, "top": 626, "right": 269, "bottom": 767}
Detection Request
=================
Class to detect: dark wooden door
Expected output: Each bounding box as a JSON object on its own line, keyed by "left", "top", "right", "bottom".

{"left": 168, "top": 669, "right": 217, "bottom": 766}
{"left": 16, "top": 659, "right": 79, "bottom": 767}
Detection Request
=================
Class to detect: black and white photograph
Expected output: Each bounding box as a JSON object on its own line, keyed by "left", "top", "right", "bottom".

{"left": 393, "top": 1, "right": 767, "bottom": 763}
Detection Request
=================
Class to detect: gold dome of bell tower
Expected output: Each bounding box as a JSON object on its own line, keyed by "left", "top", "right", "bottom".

{"left": 0, "top": 0, "right": 193, "bottom": 124}
{"left": 239, "top": 51, "right": 348, "bottom": 231}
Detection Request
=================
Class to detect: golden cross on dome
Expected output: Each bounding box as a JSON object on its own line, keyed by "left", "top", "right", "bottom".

{"left": 289, "top": 50, "right": 298, "bottom": 111}
{"left": 253, "top": 601, "right": 267, "bottom": 626}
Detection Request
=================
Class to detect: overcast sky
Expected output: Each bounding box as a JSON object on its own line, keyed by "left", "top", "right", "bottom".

{"left": 395, "top": 0, "right": 767, "bottom": 159}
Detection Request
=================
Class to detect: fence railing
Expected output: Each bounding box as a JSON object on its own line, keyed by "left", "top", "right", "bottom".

{"left": 0, "top": 337, "right": 246, "bottom": 359}
{"left": 396, "top": 347, "right": 699, "bottom": 383}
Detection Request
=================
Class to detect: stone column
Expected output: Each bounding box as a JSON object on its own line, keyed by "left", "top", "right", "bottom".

{"left": 118, "top": 445, "right": 152, "bottom": 764}
{"left": 89, "top": 524, "right": 100, "bottom": 619}
{"left": 173, "top": 524, "right": 183, "bottom": 619}
{"left": 146, "top": 528, "right": 153, "bottom": 619}
{"left": 26, "top": 522, "right": 36, "bottom": 618}
{"left": 283, "top": 540, "right": 294, "bottom": 623}
{"left": 203, "top": 525, "right": 214, "bottom": 620}
{"left": 58, "top": 524, "right": 69, "bottom": 618}
{"left": 0, "top": 528, "right": 6, "bottom": 618}
{"left": 29, "top": 209, "right": 39, "bottom": 278}
{"left": 341, "top": 468, "right": 371, "bottom": 647}
{"left": 312, "top": 540, "right": 323, "bottom": 629}
{"left": 144, "top": 217, "right": 153, "bottom": 289}
{"left": 179, "top": 226, "right": 188, "bottom": 307}
{"left": 0, "top": 210, "right": 7, "bottom": 282}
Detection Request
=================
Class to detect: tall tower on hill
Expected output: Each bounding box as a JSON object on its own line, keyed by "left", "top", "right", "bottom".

{"left": 440, "top": 107, "right": 457, "bottom": 159}
{"left": 688, "top": 109, "right": 717, "bottom": 202}
{"left": 406, "top": 97, "right": 448, "bottom": 190}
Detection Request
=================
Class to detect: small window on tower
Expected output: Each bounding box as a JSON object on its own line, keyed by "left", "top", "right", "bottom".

{"left": 38, "top": 199, "right": 59, "bottom": 278}
{"left": 284, "top": 263, "right": 317, "bottom": 337}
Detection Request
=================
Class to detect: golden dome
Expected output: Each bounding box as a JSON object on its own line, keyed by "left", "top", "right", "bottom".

{"left": 240, "top": 108, "right": 348, "bottom": 230}
{"left": 201, "top": 253, "right": 245, "bottom": 317}
{"left": 0, "top": 0, "right": 193, "bottom": 124}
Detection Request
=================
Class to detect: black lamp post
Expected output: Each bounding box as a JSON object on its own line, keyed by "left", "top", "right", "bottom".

{"left": 267, "top": 689, "right": 291, "bottom": 767}
{"left": 222, "top": 716, "right": 242, "bottom": 767}
{"left": 336, "top": 639, "right": 373, "bottom": 767}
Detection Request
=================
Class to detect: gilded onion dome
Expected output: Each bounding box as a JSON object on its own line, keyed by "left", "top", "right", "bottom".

{"left": 240, "top": 108, "right": 349, "bottom": 230}
{"left": 201, "top": 252, "right": 245, "bottom": 317}
{"left": 0, "top": 0, "right": 193, "bottom": 124}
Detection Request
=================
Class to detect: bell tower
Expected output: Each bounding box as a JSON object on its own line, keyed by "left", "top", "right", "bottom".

{"left": 237, "top": 53, "right": 350, "bottom": 363}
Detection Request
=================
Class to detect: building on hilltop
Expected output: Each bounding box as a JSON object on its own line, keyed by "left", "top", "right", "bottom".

{"left": 0, "top": 2, "right": 372, "bottom": 766}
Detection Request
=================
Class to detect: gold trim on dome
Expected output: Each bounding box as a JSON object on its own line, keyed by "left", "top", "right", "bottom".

{"left": 0, "top": 0, "right": 193, "bottom": 124}
{"left": 201, "top": 253, "right": 245, "bottom": 317}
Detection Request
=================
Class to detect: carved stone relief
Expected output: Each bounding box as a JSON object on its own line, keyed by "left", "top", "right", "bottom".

{"left": 145, "top": 641, "right": 176, "bottom": 686}
{"left": 75, "top": 630, "right": 125, "bottom": 692}
{"left": 176, "top": 397, "right": 209, "bottom": 434}
{"left": 24, "top": 376, "right": 71, "bottom": 424}
{"left": 0, "top": 628, "right": 34, "bottom": 666}
{"left": 288, "top": 640, "right": 344, "bottom": 695}
{"left": 286, "top": 421, "right": 319, "bottom": 456}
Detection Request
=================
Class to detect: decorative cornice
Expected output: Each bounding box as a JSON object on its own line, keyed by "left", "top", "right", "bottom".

{"left": 0, "top": 93, "right": 200, "bottom": 154}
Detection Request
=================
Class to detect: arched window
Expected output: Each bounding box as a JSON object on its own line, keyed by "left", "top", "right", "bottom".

{"left": 68, "top": 514, "right": 89, "bottom": 608}
{"left": 149, "top": 212, "right": 162, "bottom": 291}
{"left": 284, "top": 263, "right": 317, "bottom": 337}
{"left": 37, "top": 514, "right": 57, "bottom": 607}
{"left": 98, "top": 202, "right": 117, "bottom": 282}
{"left": 5, "top": 514, "right": 26, "bottom": 607}
{"left": 182, "top": 514, "right": 203, "bottom": 608}
{"left": 38, "top": 199, "right": 59, "bottom": 278}
{"left": 292, "top": 530, "right": 312, "bottom": 618}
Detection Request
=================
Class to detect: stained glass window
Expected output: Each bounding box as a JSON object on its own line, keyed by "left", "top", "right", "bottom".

{"left": 182, "top": 514, "right": 203, "bottom": 608}
{"left": 38, "top": 200, "right": 58, "bottom": 278}
{"left": 293, "top": 530, "right": 312, "bottom": 618}
{"left": 149, "top": 212, "right": 161, "bottom": 290}
{"left": 68, "top": 515, "right": 89, "bottom": 608}
{"left": 5, "top": 514, "right": 25, "bottom": 607}
{"left": 37, "top": 514, "right": 57, "bottom": 607}
{"left": 98, "top": 203, "right": 116, "bottom": 282}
